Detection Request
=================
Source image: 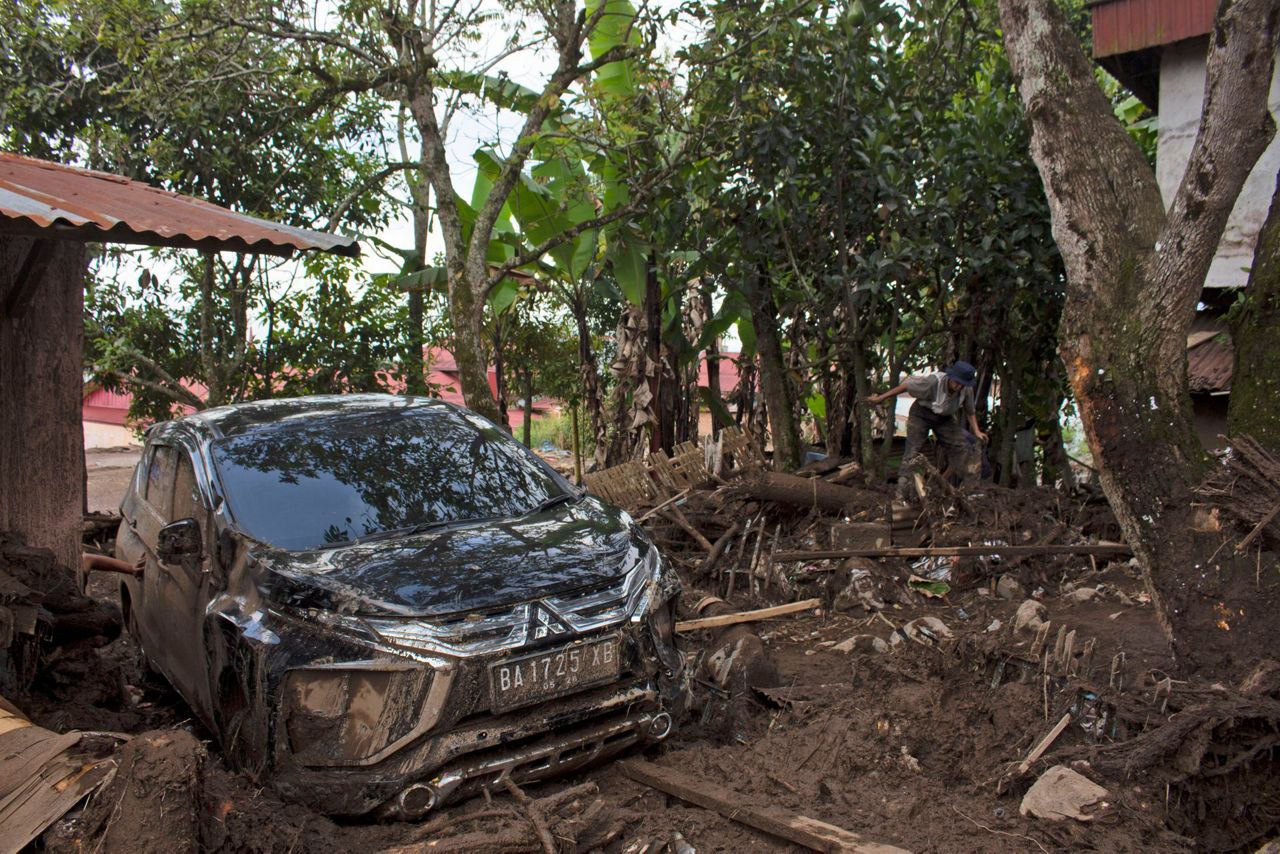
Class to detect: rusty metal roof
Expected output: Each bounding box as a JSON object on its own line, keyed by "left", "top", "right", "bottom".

{"left": 0, "top": 152, "right": 358, "bottom": 258}
{"left": 1187, "top": 315, "right": 1232, "bottom": 395}
{"left": 1089, "top": 0, "right": 1216, "bottom": 59}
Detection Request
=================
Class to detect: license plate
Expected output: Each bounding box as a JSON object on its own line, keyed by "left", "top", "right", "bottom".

{"left": 490, "top": 636, "right": 621, "bottom": 713}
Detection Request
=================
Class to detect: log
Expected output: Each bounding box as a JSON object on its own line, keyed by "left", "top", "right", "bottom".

{"left": 619, "top": 759, "right": 911, "bottom": 853}
{"left": 771, "top": 543, "right": 1132, "bottom": 563}
{"left": 736, "top": 471, "right": 876, "bottom": 513}
{"left": 699, "top": 520, "right": 743, "bottom": 576}
{"left": 675, "top": 598, "right": 821, "bottom": 633}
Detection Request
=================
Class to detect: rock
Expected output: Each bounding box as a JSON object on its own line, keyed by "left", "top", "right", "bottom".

{"left": 1066, "top": 587, "right": 1099, "bottom": 604}
{"left": 1020, "top": 765, "right": 1109, "bottom": 821}
{"left": 986, "top": 618, "right": 1003, "bottom": 633}
{"left": 1014, "top": 599, "right": 1048, "bottom": 633}
{"left": 996, "top": 575, "right": 1024, "bottom": 600}
{"left": 832, "top": 634, "right": 890, "bottom": 654}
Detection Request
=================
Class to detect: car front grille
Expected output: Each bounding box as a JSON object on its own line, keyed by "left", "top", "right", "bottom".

{"left": 364, "top": 563, "right": 652, "bottom": 658}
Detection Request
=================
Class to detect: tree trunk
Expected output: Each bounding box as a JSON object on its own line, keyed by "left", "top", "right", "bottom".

{"left": 1000, "top": 0, "right": 1280, "bottom": 672}
{"left": 744, "top": 268, "right": 801, "bottom": 470}
{"left": 570, "top": 290, "right": 608, "bottom": 466}
{"left": 521, "top": 370, "right": 534, "bottom": 447}
{"left": 1228, "top": 172, "right": 1280, "bottom": 455}
{"left": 0, "top": 236, "right": 86, "bottom": 575}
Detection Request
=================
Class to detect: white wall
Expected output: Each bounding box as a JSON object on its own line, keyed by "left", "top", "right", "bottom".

{"left": 1158, "top": 38, "right": 1280, "bottom": 289}
{"left": 83, "top": 420, "right": 139, "bottom": 450}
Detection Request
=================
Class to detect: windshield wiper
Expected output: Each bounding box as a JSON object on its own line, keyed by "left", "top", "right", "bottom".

{"left": 531, "top": 488, "right": 584, "bottom": 516}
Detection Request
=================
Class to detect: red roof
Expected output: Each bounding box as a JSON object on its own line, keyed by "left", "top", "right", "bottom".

{"left": 0, "top": 152, "right": 358, "bottom": 257}
{"left": 698, "top": 352, "right": 742, "bottom": 394}
{"left": 1090, "top": 0, "right": 1216, "bottom": 59}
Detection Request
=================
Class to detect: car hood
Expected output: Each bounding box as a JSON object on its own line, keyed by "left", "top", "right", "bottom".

{"left": 257, "top": 497, "right": 644, "bottom": 617}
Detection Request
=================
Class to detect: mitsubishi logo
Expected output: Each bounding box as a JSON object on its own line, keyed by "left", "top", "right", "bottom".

{"left": 530, "top": 603, "right": 570, "bottom": 640}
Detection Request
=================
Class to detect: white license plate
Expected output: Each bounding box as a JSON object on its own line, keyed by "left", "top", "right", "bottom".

{"left": 490, "top": 636, "right": 621, "bottom": 713}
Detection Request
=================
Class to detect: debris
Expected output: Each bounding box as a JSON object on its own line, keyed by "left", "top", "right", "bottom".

{"left": 996, "top": 575, "right": 1024, "bottom": 601}
{"left": 675, "top": 598, "right": 822, "bottom": 633}
{"left": 832, "top": 634, "right": 890, "bottom": 654}
{"left": 910, "top": 554, "right": 953, "bottom": 581}
{"left": 618, "top": 759, "right": 912, "bottom": 853}
{"left": 732, "top": 471, "right": 879, "bottom": 515}
{"left": 771, "top": 543, "right": 1132, "bottom": 562}
{"left": 1019, "top": 765, "right": 1109, "bottom": 822}
{"left": 1065, "top": 587, "right": 1099, "bottom": 604}
{"left": 830, "top": 522, "right": 892, "bottom": 550}
{"left": 1014, "top": 600, "right": 1048, "bottom": 634}
{"left": 1017, "top": 712, "right": 1073, "bottom": 775}
{"left": 891, "top": 616, "right": 952, "bottom": 647}
{"left": 833, "top": 562, "right": 886, "bottom": 612}
{"left": 907, "top": 576, "right": 950, "bottom": 599}
{"left": 0, "top": 699, "right": 124, "bottom": 853}
{"left": 986, "top": 619, "right": 1003, "bottom": 633}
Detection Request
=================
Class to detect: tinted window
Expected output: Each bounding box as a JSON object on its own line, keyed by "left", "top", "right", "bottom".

{"left": 210, "top": 407, "right": 566, "bottom": 551}
{"left": 145, "top": 446, "right": 178, "bottom": 516}
{"left": 171, "top": 453, "right": 201, "bottom": 523}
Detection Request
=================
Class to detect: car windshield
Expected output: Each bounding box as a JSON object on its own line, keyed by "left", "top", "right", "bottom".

{"left": 210, "top": 406, "right": 567, "bottom": 551}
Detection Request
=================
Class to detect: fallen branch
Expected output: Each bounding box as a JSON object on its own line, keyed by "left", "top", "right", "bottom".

{"left": 675, "top": 598, "right": 821, "bottom": 633}
{"left": 772, "top": 543, "right": 1132, "bottom": 563}
{"left": 619, "top": 759, "right": 911, "bottom": 853}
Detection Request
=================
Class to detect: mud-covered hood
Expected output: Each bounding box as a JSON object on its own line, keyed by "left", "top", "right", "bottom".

{"left": 255, "top": 497, "right": 646, "bottom": 617}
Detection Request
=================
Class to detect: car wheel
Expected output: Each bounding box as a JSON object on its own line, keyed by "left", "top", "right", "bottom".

{"left": 120, "top": 584, "right": 159, "bottom": 676}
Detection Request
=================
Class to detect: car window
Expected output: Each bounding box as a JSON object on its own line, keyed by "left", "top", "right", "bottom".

{"left": 144, "top": 445, "right": 178, "bottom": 517}
{"left": 210, "top": 407, "right": 567, "bottom": 551}
{"left": 171, "top": 452, "right": 201, "bottom": 523}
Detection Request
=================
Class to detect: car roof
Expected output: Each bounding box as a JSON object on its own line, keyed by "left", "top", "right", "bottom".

{"left": 161, "top": 394, "right": 461, "bottom": 441}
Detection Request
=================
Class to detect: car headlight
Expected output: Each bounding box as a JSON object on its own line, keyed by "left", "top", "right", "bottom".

{"left": 283, "top": 665, "right": 435, "bottom": 766}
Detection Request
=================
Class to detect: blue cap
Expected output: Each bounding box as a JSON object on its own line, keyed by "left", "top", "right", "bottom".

{"left": 945, "top": 361, "right": 977, "bottom": 387}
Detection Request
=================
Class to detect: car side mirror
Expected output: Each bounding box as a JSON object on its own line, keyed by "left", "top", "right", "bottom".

{"left": 158, "top": 518, "right": 203, "bottom": 565}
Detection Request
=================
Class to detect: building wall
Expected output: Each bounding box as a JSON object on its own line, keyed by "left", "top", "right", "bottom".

{"left": 1158, "top": 38, "right": 1280, "bottom": 289}
{"left": 84, "top": 420, "right": 139, "bottom": 450}
{"left": 0, "top": 235, "right": 86, "bottom": 572}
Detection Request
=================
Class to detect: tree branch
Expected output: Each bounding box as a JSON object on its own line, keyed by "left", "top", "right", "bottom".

{"left": 1152, "top": 0, "right": 1279, "bottom": 316}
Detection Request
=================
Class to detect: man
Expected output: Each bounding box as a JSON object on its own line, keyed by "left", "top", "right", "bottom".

{"left": 865, "top": 361, "right": 987, "bottom": 499}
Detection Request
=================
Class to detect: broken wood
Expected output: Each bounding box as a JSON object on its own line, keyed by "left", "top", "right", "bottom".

{"left": 698, "top": 520, "right": 743, "bottom": 576}
{"left": 675, "top": 598, "right": 821, "bottom": 633}
{"left": 619, "top": 759, "right": 911, "bottom": 853}
{"left": 1237, "top": 502, "right": 1280, "bottom": 553}
{"left": 1018, "top": 712, "right": 1073, "bottom": 775}
{"left": 635, "top": 489, "right": 691, "bottom": 523}
{"left": 661, "top": 503, "right": 714, "bottom": 552}
{"left": 771, "top": 543, "right": 1132, "bottom": 562}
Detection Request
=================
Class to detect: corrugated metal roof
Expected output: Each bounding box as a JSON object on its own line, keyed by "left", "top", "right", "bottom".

{"left": 1090, "top": 0, "right": 1216, "bottom": 59}
{"left": 0, "top": 152, "right": 358, "bottom": 258}
{"left": 1187, "top": 315, "right": 1232, "bottom": 394}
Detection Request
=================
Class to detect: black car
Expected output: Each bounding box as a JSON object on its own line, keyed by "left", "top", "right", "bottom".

{"left": 115, "top": 394, "right": 688, "bottom": 817}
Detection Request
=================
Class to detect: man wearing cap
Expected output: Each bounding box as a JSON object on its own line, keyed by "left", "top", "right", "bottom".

{"left": 865, "top": 362, "right": 986, "bottom": 498}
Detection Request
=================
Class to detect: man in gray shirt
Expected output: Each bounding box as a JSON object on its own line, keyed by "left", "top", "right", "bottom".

{"left": 866, "top": 361, "right": 986, "bottom": 499}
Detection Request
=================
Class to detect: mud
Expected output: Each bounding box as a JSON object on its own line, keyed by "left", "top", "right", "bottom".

{"left": 17, "top": 461, "right": 1277, "bottom": 852}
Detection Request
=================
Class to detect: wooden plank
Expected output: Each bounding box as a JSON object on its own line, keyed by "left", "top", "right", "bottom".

{"left": 771, "top": 543, "right": 1132, "bottom": 562}
{"left": 619, "top": 759, "right": 911, "bottom": 854}
{"left": 1017, "top": 712, "right": 1073, "bottom": 775}
{"left": 675, "top": 598, "right": 822, "bottom": 633}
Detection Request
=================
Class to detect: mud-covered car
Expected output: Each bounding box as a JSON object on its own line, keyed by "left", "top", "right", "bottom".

{"left": 115, "top": 394, "right": 688, "bottom": 817}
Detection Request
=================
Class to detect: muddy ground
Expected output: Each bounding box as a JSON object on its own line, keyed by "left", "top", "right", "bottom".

{"left": 18, "top": 456, "right": 1279, "bottom": 853}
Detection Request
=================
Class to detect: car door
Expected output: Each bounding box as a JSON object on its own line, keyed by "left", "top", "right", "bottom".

{"left": 144, "top": 446, "right": 216, "bottom": 704}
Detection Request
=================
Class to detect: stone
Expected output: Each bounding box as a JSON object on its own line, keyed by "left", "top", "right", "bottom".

{"left": 996, "top": 575, "right": 1024, "bottom": 601}
{"left": 1014, "top": 599, "right": 1048, "bottom": 633}
{"left": 1066, "top": 587, "right": 1099, "bottom": 604}
{"left": 832, "top": 634, "right": 890, "bottom": 654}
{"left": 1020, "top": 765, "right": 1109, "bottom": 821}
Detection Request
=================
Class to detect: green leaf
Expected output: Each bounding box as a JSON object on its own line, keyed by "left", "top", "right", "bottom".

{"left": 611, "top": 238, "right": 648, "bottom": 305}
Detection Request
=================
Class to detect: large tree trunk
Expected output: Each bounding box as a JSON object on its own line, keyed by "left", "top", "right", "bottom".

{"left": 1000, "top": 0, "right": 1279, "bottom": 672}
{"left": 1228, "top": 172, "right": 1280, "bottom": 455}
{"left": 0, "top": 237, "right": 86, "bottom": 575}
{"left": 744, "top": 268, "right": 802, "bottom": 471}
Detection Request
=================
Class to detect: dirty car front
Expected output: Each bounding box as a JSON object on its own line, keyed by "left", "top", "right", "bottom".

{"left": 123, "top": 396, "right": 688, "bottom": 818}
